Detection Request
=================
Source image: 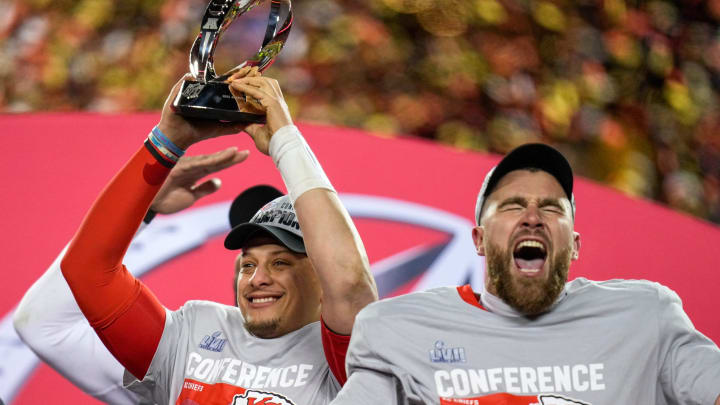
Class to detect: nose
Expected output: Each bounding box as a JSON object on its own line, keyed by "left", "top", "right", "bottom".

{"left": 521, "top": 204, "right": 544, "bottom": 229}
{"left": 249, "top": 265, "right": 273, "bottom": 288}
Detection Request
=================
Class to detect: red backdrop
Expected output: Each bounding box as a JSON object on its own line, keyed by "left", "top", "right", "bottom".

{"left": 1, "top": 113, "right": 718, "bottom": 404}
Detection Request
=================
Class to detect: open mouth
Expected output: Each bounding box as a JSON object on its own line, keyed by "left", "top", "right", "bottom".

{"left": 513, "top": 240, "right": 547, "bottom": 274}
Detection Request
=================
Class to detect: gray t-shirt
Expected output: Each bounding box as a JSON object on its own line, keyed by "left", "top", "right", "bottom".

{"left": 332, "top": 278, "right": 720, "bottom": 405}
{"left": 124, "top": 300, "right": 340, "bottom": 405}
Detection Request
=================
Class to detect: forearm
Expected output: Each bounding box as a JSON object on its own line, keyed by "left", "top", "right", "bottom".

{"left": 270, "top": 125, "right": 377, "bottom": 334}
{"left": 60, "top": 143, "right": 170, "bottom": 378}
{"left": 295, "top": 189, "right": 377, "bottom": 334}
{"left": 15, "top": 261, "right": 135, "bottom": 401}
{"left": 16, "top": 223, "right": 151, "bottom": 332}
{"left": 14, "top": 221, "right": 152, "bottom": 399}
{"left": 62, "top": 145, "right": 168, "bottom": 301}
{"left": 15, "top": 245, "right": 79, "bottom": 340}
{"left": 715, "top": 394, "right": 719, "bottom": 405}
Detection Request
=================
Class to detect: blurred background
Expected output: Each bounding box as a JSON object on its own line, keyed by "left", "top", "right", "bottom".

{"left": 2, "top": 0, "right": 719, "bottom": 224}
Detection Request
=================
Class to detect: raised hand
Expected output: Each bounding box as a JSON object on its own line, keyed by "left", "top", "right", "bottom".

{"left": 229, "top": 76, "right": 294, "bottom": 155}
{"left": 150, "top": 147, "right": 249, "bottom": 214}
{"left": 156, "top": 67, "right": 262, "bottom": 150}
{"left": 225, "top": 66, "right": 263, "bottom": 114}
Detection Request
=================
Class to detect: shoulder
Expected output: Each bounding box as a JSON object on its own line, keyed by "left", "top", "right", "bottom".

{"left": 177, "top": 299, "right": 237, "bottom": 311}
{"left": 173, "top": 300, "right": 243, "bottom": 321}
{"left": 356, "top": 286, "right": 459, "bottom": 324}
{"left": 566, "top": 278, "right": 678, "bottom": 306}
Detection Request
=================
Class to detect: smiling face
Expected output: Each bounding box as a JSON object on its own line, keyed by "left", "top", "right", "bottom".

{"left": 235, "top": 236, "right": 322, "bottom": 338}
{"left": 473, "top": 169, "right": 580, "bottom": 316}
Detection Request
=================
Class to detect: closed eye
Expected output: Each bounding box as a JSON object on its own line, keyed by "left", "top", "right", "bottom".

{"left": 498, "top": 197, "right": 527, "bottom": 212}
{"left": 539, "top": 199, "right": 565, "bottom": 214}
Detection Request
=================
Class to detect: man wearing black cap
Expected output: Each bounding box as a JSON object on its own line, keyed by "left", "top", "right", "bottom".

{"left": 332, "top": 143, "right": 720, "bottom": 405}
{"left": 14, "top": 179, "right": 282, "bottom": 405}
{"left": 471, "top": 143, "right": 577, "bottom": 317}
{"left": 59, "top": 68, "right": 377, "bottom": 405}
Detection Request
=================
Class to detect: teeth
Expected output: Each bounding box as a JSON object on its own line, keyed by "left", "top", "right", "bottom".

{"left": 516, "top": 240, "right": 545, "bottom": 252}
{"left": 252, "top": 297, "right": 278, "bottom": 304}
{"left": 519, "top": 268, "right": 541, "bottom": 273}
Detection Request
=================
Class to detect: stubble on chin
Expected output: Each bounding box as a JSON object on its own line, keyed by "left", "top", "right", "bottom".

{"left": 244, "top": 318, "right": 281, "bottom": 338}
{"left": 486, "top": 242, "right": 571, "bottom": 316}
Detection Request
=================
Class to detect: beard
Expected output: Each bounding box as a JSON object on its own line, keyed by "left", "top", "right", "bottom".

{"left": 244, "top": 318, "right": 281, "bottom": 338}
{"left": 485, "top": 241, "right": 571, "bottom": 316}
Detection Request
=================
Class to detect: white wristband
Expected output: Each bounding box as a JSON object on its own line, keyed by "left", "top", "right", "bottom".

{"left": 269, "top": 125, "right": 335, "bottom": 203}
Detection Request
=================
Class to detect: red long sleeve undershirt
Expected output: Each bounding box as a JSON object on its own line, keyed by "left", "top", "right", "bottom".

{"left": 61, "top": 145, "right": 169, "bottom": 380}
{"left": 61, "top": 142, "right": 352, "bottom": 385}
{"left": 321, "top": 320, "right": 351, "bottom": 385}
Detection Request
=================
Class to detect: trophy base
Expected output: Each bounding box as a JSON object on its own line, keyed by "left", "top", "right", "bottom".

{"left": 172, "top": 80, "right": 266, "bottom": 124}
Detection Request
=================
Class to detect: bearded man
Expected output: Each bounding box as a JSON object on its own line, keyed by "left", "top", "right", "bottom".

{"left": 331, "top": 143, "right": 720, "bottom": 405}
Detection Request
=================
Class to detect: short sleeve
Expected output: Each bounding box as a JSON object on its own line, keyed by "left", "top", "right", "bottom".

{"left": 332, "top": 368, "right": 402, "bottom": 404}
{"left": 656, "top": 286, "right": 720, "bottom": 404}
{"left": 330, "top": 307, "right": 408, "bottom": 405}
{"left": 124, "top": 305, "right": 187, "bottom": 405}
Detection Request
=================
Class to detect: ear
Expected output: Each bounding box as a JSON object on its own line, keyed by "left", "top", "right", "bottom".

{"left": 472, "top": 226, "right": 486, "bottom": 256}
{"left": 233, "top": 254, "right": 242, "bottom": 307}
{"left": 572, "top": 231, "right": 581, "bottom": 260}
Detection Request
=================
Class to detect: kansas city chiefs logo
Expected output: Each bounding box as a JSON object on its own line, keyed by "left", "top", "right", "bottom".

{"left": 232, "top": 390, "right": 295, "bottom": 405}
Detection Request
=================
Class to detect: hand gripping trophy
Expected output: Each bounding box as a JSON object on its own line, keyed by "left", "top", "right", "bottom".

{"left": 172, "top": 0, "right": 292, "bottom": 123}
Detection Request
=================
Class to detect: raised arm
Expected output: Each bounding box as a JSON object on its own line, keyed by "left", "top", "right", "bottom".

{"left": 60, "top": 74, "right": 249, "bottom": 380}
{"left": 13, "top": 149, "right": 245, "bottom": 403}
{"left": 230, "top": 77, "right": 378, "bottom": 336}
{"left": 14, "top": 242, "right": 142, "bottom": 404}
{"left": 293, "top": 189, "right": 376, "bottom": 333}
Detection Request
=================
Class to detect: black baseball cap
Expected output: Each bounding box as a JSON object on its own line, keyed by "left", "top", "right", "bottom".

{"left": 474, "top": 143, "right": 575, "bottom": 225}
{"left": 228, "top": 185, "right": 284, "bottom": 228}
{"left": 224, "top": 194, "right": 306, "bottom": 253}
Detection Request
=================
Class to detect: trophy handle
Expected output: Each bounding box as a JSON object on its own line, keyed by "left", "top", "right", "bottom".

{"left": 254, "top": 0, "right": 292, "bottom": 72}
{"left": 192, "top": 0, "right": 250, "bottom": 82}
{"left": 191, "top": 0, "right": 292, "bottom": 83}
{"left": 177, "top": 0, "right": 292, "bottom": 123}
{"left": 214, "top": 0, "right": 292, "bottom": 81}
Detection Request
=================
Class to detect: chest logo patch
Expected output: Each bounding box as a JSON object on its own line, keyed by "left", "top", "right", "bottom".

{"left": 199, "top": 331, "right": 228, "bottom": 352}
{"left": 429, "top": 340, "right": 467, "bottom": 363}
{"left": 232, "top": 389, "right": 296, "bottom": 405}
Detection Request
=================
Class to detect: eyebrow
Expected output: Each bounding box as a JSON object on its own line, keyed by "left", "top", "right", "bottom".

{"left": 498, "top": 196, "right": 566, "bottom": 212}
{"left": 538, "top": 198, "right": 565, "bottom": 211}
{"left": 498, "top": 196, "right": 527, "bottom": 209}
{"left": 240, "top": 249, "right": 294, "bottom": 260}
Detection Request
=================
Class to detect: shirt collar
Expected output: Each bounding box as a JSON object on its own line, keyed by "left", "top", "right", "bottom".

{"left": 479, "top": 285, "right": 568, "bottom": 318}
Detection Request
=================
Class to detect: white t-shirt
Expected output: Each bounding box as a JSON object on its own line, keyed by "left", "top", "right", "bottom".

{"left": 333, "top": 278, "right": 720, "bottom": 405}
{"left": 125, "top": 300, "right": 341, "bottom": 405}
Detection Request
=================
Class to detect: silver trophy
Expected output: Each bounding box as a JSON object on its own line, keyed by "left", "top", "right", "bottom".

{"left": 172, "top": 0, "right": 292, "bottom": 123}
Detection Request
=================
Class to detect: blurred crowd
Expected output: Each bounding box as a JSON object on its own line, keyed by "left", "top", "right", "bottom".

{"left": 2, "top": 0, "right": 720, "bottom": 223}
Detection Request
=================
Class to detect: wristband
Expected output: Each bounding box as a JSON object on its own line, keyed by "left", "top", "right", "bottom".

{"left": 144, "top": 126, "right": 185, "bottom": 168}
{"left": 269, "top": 125, "right": 335, "bottom": 203}
{"left": 152, "top": 126, "right": 185, "bottom": 157}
